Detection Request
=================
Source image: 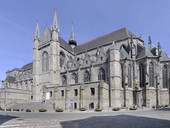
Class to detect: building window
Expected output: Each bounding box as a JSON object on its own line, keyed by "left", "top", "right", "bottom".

{"left": 61, "top": 90, "right": 64, "bottom": 97}
{"left": 90, "top": 88, "right": 95, "bottom": 96}
{"left": 128, "top": 64, "right": 132, "bottom": 87}
{"left": 162, "top": 65, "right": 168, "bottom": 88}
{"left": 98, "top": 68, "right": 105, "bottom": 81}
{"left": 121, "top": 63, "right": 124, "bottom": 88}
{"left": 84, "top": 71, "right": 90, "bottom": 82}
{"left": 62, "top": 75, "right": 67, "bottom": 85}
{"left": 74, "top": 103, "right": 77, "bottom": 109}
{"left": 149, "top": 62, "right": 154, "bottom": 87}
{"left": 50, "top": 91, "right": 52, "bottom": 97}
{"left": 72, "top": 73, "right": 78, "bottom": 83}
{"left": 31, "top": 96, "right": 33, "bottom": 99}
{"left": 139, "top": 64, "right": 145, "bottom": 87}
{"left": 60, "top": 52, "right": 65, "bottom": 68}
{"left": 42, "top": 51, "right": 49, "bottom": 73}
{"left": 74, "top": 89, "right": 78, "bottom": 96}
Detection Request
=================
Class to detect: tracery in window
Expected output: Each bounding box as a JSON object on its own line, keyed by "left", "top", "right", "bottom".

{"left": 128, "top": 64, "right": 132, "bottom": 87}
{"left": 139, "top": 64, "right": 145, "bottom": 87}
{"left": 84, "top": 71, "right": 90, "bottom": 82}
{"left": 162, "top": 65, "right": 168, "bottom": 88}
{"left": 42, "top": 51, "right": 49, "bottom": 72}
{"left": 149, "top": 62, "right": 154, "bottom": 87}
{"left": 98, "top": 68, "right": 105, "bottom": 81}
{"left": 60, "top": 52, "right": 65, "bottom": 68}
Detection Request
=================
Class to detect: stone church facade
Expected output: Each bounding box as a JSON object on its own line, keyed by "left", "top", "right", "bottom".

{"left": 0, "top": 8, "right": 170, "bottom": 110}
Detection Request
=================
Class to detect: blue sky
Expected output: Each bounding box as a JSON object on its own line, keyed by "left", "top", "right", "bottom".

{"left": 0, "top": 0, "right": 170, "bottom": 87}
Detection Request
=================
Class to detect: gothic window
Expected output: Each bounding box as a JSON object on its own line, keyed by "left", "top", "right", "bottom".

{"left": 139, "top": 64, "right": 145, "bottom": 87}
{"left": 162, "top": 65, "right": 168, "bottom": 88}
{"left": 84, "top": 71, "right": 90, "bottom": 82}
{"left": 121, "top": 63, "right": 124, "bottom": 88}
{"left": 72, "top": 73, "right": 78, "bottom": 83}
{"left": 60, "top": 52, "right": 65, "bottom": 68}
{"left": 42, "top": 51, "right": 49, "bottom": 73}
{"left": 149, "top": 62, "right": 154, "bottom": 87}
{"left": 98, "top": 68, "right": 105, "bottom": 81}
{"left": 128, "top": 64, "right": 132, "bottom": 87}
{"left": 62, "top": 75, "right": 67, "bottom": 85}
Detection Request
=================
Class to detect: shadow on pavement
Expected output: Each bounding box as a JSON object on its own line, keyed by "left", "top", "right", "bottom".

{"left": 0, "top": 114, "right": 18, "bottom": 125}
{"left": 60, "top": 115, "right": 170, "bottom": 128}
{"left": 154, "top": 107, "right": 170, "bottom": 111}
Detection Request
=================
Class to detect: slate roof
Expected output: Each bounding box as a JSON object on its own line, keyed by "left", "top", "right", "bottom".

{"left": 21, "top": 62, "right": 33, "bottom": 70}
{"left": 120, "top": 47, "right": 130, "bottom": 59}
{"left": 137, "top": 46, "right": 154, "bottom": 59}
{"left": 5, "top": 76, "right": 16, "bottom": 82}
{"left": 74, "top": 27, "right": 135, "bottom": 54}
{"left": 160, "top": 51, "right": 169, "bottom": 61}
{"left": 40, "top": 25, "right": 73, "bottom": 53}
{"left": 59, "top": 37, "right": 73, "bottom": 53}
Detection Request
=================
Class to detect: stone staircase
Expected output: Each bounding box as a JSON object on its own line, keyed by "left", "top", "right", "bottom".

{"left": 5, "top": 102, "right": 54, "bottom": 112}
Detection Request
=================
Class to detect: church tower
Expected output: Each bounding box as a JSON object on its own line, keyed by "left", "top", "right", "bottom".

{"left": 50, "top": 7, "right": 61, "bottom": 86}
{"left": 33, "top": 20, "right": 40, "bottom": 102}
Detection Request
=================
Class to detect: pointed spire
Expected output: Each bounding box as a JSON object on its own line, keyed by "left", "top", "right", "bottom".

{"left": 33, "top": 20, "right": 40, "bottom": 40}
{"left": 70, "top": 22, "right": 75, "bottom": 41}
{"left": 69, "top": 22, "right": 77, "bottom": 48}
{"left": 52, "top": 6, "right": 59, "bottom": 32}
{"left": 158, "top": 42, "right": 161, "bottom": 50}
{"left": 148, "top": 36, "right": 152, "bottom": 49}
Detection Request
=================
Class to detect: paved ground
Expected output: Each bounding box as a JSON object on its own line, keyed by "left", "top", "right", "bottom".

{"left": 0, "top": 108, "right": 170, "bottom": 128}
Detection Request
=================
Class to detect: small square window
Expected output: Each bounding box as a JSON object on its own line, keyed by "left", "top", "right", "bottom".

{"left": 91, "top": 88, "right": 95, "bottom": 96}
{"left": 74, "top": 89, "right": 78, "bottom": 96}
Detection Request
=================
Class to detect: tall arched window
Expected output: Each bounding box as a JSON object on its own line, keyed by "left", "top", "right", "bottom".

{"left": 42, "top": 51, "right": 49, "bottom": 72}
{"left": 139, "top": 64, "right": 145, "bottom": 87}
{"left": 128, "top": 64, "right": 132, "bottom": 87}
{"left": 62, "top": 75, "right": 67, "bottom": 85}
{"left": 162, "top": 65, "right": 168, "bottom": 88}
{"left": 84, "top": 71, "right": 90, "bottom": 82}
{"left": 72, "top": 73, "right": 78, "bottom": 84}
{"left": 98, "top": 68, "right": 105, "bottom": 81}
{"left": 60, "top": 52, "right": 65, "bottom": 68}
{"left": 149, "top": 62, "right": 154, "bottom": 87}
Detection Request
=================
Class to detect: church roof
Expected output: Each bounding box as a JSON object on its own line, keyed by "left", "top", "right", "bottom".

{"left": 160, "top": 50, "right": 169, "bottom": 61}
{"left": 137, "top": 46, "right": 154, "bottom": 59}
{"left": 59, "top": 37, "right": 73, "bottom": 53}
{"left": 120, "top": 47, "right": 130, "bottom": 59}
{"left": 74, "top": 27, "right": 135, "bottom": 54}
{"left": 21, "top": 62, "right": 33, "bottom": 70}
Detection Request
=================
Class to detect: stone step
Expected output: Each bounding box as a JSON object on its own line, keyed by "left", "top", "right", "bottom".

{"left": 0, "top": 120, "right": 62, "bottom": 128}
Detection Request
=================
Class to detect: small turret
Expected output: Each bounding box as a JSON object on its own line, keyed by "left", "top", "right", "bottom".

{"left": 130, "top": 36, "right": 136, "bottom": 59}
{"left": 148, "top": 36, "right": 152, "bottom": 49}
{"left": 69, "top": 23, "right": 77, "bottom": 48}
{"left": 158, "top": 42, "right": 161, "bottom": 51}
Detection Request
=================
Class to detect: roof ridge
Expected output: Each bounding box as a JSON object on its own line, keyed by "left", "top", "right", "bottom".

{"left": 77, "top": 27, "right": 128, "bottom": 47}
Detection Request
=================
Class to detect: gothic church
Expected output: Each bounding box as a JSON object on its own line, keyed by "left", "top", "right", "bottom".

{"left": 0, "top": 8, "right": 170, "bottom": 110}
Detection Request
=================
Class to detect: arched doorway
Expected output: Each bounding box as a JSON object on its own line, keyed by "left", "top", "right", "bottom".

{"left": 89, "top": 102, "right": 94, "bottom": 110}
